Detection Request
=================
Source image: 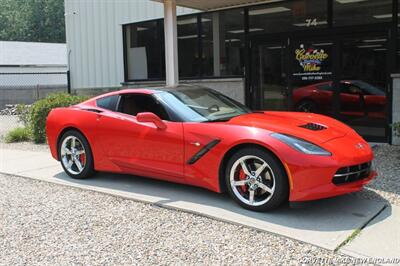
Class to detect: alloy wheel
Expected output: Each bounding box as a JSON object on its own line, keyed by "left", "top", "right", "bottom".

{"left": 60, "top": 136, "right": 87, "bottom": 175}
{"left": 229, "top": 155, "right": 275, "bottom": 207}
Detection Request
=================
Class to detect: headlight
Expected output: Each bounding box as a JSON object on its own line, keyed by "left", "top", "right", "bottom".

{"left": 271, "top": 133, "right": 331, "bottom": 156}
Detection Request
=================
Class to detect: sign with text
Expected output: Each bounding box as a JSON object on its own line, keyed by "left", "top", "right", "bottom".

{"left": 292, "top": 44, "right": 332, "bottom": 81}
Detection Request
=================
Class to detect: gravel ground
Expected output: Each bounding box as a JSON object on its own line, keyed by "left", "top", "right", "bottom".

{"left": 356, "top": 144, "right": 400, "bottom": 206}
{"left": 0, "top": 173, "right": 352, "bottom": 265}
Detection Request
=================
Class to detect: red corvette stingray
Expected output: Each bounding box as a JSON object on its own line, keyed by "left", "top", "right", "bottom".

{"left": 46, "top": 85, "right": 376, "bottom": 211}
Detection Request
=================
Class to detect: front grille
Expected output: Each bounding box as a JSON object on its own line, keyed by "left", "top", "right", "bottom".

{"left": 299, "top": 123, "right": 327, "bottom": 131}
{"left": 332, "top": 162, "right": 372, "bottom": 185}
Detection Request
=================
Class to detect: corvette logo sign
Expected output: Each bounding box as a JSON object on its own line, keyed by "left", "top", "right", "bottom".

{"left": 293, "top": 44, "right": 332, "bottom": 81}
{"left": 295, "top": 44, "right": 328, "bottom": 72}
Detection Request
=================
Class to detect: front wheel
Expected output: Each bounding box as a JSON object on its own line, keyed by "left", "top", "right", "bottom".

{"left": 225, "top": 148, "right": 289, "bottom": 211}
{"left": 58, "top": 130, "right": 95, "bottom": 179}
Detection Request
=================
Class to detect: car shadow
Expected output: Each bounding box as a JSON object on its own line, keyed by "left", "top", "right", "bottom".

{"left": 53, "top": 171, "right": 391, "bottom": 234}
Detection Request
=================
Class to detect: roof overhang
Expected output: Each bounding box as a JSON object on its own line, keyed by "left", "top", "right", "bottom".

{"left": 152, "top": 0, "right": 279, "bottom": 11}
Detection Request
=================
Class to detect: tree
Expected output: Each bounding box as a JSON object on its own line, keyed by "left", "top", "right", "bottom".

{"left": 0, "top": 0, "right": 65, "bottom": 43}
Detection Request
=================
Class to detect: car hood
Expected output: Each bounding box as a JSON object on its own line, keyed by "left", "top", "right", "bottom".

{"left": 228, "top": 111, "right": 353, "bottom": 144}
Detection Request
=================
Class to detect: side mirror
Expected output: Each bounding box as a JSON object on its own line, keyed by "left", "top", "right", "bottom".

{"left": 136, "top": 112, "right": 167, "bottom": 130}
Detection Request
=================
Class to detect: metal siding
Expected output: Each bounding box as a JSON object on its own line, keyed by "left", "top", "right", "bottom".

{"left": 65, "top": 0, "right": 197, "bottom": 90}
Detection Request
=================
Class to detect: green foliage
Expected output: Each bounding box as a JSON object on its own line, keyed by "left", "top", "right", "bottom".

{"left": 15, "top": 104, "right": 32, "bottom": 128}
{"left": 30, "top": 93, "right": 88, "bottom": 143}
{"left": 392, "top": 122, "right": 400, "bottom": 137}
{"left": 0, "top": 0, "right": 65, "bottom": 43}
{"left": 4, "top": 127, "right": 31, "bottom": 143}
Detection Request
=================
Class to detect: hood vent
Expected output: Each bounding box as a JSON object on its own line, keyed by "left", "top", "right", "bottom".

{"left": 299, "top": 123, "right": 327, "bottom": 131}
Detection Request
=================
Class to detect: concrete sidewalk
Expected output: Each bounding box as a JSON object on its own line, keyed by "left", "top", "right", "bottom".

{"left": 0, "top": 148, "right": 398, "bottom": 257}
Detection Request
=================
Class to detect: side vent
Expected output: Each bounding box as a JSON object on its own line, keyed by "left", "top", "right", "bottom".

{"left": 299, "top": 123, "right": 327, "bottom": 131}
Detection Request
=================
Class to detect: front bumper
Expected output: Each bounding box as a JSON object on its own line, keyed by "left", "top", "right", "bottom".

{"left": 285, "top": 134, "right": 376, "bottom": 202}
{"left": 290, "top": 170, "right": 376, "bottom": 202}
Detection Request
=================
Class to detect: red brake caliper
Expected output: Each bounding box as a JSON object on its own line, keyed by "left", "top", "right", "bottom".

{"left": 239, "top": 168, "right": 248, "bottom": 192}
{"left": 80, "top": 153, "right": 86, "bottom": 165}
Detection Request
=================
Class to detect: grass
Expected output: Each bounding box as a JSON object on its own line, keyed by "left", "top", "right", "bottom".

{"left": 4, "top": 127, "right": 31, "bottom": 143}
{"left": 334, "top": 228, "right": 361, "bottom": 252}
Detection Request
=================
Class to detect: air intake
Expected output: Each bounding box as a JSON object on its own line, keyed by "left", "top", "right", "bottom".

{"left": 332, "top": 162, "right": 372, "bottom": 185}
{"left": 299, "top": 123, "right": 327, "bottom": 131}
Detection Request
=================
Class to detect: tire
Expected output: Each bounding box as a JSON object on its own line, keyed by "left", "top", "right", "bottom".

{"left": 296, "top": 99, "right": 318, "bottom": 113}
{"left": 225, "top": 147, "right": 289, "bottom": 212}
{"left": 58, "top": 130, "right": 95, "bottom": 179}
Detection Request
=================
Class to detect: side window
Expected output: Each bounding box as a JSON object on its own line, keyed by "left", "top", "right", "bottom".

{"left": 119, "top": 94, "right": 170, "bottom": 120}
{"left": 96, "top": 95, "right": 119, "bottom": 111}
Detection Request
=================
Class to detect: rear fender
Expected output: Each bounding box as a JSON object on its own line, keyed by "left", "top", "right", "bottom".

{"left": 46, "top": 108, "right": 99, "bottom": 163}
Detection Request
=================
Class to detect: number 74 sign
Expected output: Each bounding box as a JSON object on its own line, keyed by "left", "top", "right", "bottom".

{"left": 305, "top": 18, "right": 318, "bottom": 27}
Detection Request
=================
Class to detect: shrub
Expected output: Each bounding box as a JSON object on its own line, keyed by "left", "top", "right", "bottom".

{"left": 30, "top": 93, "right": 88, "bottom": 143}
{"left": 393, "top": 122, "right": 400, "bottom": 137}
{"left": 15, "top": 104, "right": 32, "bottom": 127}
{"left": 4, "top": 127, "right": 31, "bottom": 143}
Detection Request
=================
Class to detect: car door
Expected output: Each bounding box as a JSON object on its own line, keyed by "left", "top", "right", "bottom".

{"left": 95, "top": 93, "right": 185, "bottom": 181}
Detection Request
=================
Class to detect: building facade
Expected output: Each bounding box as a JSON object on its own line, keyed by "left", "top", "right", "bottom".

{"left": 65, "top": 0, "right": 400, "bottom": 143}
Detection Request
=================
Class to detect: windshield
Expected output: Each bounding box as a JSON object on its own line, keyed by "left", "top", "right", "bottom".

{"left": 155, "top": 86, "right": 251, "bottom": 122}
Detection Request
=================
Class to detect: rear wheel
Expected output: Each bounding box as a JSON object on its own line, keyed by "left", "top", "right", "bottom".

{"left": 58, "top": 130, "right": 95, "bottom": 179}
{"left": 225, "top": 148, "right": 288, "bottom": 211}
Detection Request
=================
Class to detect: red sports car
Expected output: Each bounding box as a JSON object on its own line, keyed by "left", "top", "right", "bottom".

{"left": 293, "top": 80, "right": 386, "bottom": 119}
{"left": 46, "top": 85, "right": 376, "bottom": 211}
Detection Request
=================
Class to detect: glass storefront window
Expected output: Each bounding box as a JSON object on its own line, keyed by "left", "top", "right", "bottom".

{"left": 202, "top": 9, "right": 245, "bottom": 77}
{"left": 249, "top": 0, "right": 327, "bottom": 34}
{"left": 333, "top": 0, "right": 393, "bottom": 26}
{"left": 339, "top": 35, "right": 388, "bottom": 138}
{"left": 178, "top": 15, "right": 200, "bottom": 78}
{"left": 125, "top": 21, "right": 163, "bottom": 80}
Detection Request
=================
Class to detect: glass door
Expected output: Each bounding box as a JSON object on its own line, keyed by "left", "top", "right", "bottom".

{"left": 251, "top": 40, "right": 288, "bottom": 110}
